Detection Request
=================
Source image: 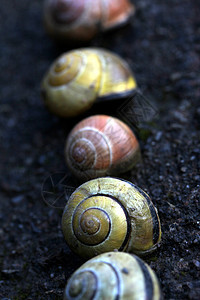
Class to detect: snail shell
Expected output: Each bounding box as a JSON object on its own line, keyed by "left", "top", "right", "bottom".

{"left": 41, "top": 48, "right": 137, "bottom": 117}
{"left": 65, "top": 115, "right": 140, "bottom": 181}
{"left": 62, "top": 177, "right": 161, "bottom": 259}
{"left": 44, "top": 0, "right": 135, "bottom": 42}
{"left": 63, "top": 252, "right": 162, "bottom": 300}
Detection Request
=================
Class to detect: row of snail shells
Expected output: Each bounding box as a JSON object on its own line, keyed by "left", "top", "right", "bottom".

{"left": 44, "top": 0, "right": 135, "bottom": 42}
{"left": 64, "top": 252, "right": 162, "bottom": 300}
{"left": 41, "top": 48, "right": 137, "bottom": 117}
{"left": 65, "top": 115, "right": 140, "bottom": 181}
{"left": 62, "top": 177, "right": 161, "bottom": 259}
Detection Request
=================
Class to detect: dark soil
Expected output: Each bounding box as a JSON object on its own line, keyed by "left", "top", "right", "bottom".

{"left": 0, "top": 0, "right": 200, "bottom": 299}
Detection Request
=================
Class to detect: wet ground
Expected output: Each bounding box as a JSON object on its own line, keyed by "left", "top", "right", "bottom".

{"left": 0, "top": 0, "right": 200, "bottom": 299}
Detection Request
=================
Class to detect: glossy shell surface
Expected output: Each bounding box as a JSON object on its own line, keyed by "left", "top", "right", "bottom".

{"left": 63, "top": 252, "right": 162, "bottom": 300}
{"left": 62, "top": 177, "right": 161, "bottom": 259}
{"left": 41, "top": 48, "right": 137, "bottom": 117}
{"left": 65, "top": 115, "right": 140, "bottom": 180}
{"left": 44, "top": 0, "right": 135, "bottom": 41}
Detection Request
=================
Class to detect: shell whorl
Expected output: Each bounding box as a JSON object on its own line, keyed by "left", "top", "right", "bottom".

{"left": 48, "top": 0, "right": 85, "bottom": 25}
{"left": 64, "top": 252, "right": 162, "bottom": 300}
{"left": 66, "top": 126, "right": 112, "bottom": 179}
{"left": 41, "top": 49, "right": 137, "bottom": 117}
{"left": 72, "top": 195, "right": 129, "bottom": 249}
{"left": 62, "top": 177, "right": 161, "bottom": 259}
{"left": 48, "top": 53, "right": 82, "bottom": 86}
{"left": 65, "top": 115, "right": 140, "bottom": 180}
{"left": 44, "top": 0, "right": 135, "bottom": 42}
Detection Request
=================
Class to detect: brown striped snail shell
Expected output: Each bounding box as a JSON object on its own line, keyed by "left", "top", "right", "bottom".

{"left": 62, "top": 177, "right": 162, "bottom": 259}
{"left": 65, "top": 115, "right": 140, "bottom": 181}
{"left": 44, "top": 0, "right": 135, "bottom": 42}
{"left": 64, "top": 252, "right": 162, "bottom": 300}
{"left": 41, "top": 48, "right": 137, "bottom": 117}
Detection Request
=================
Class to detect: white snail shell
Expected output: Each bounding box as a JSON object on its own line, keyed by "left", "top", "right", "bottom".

{"left": 65, "top": 115, "right": 140, "bottom": 181}
{"left": 44, "top": 0, "right": 135, "bottom": 41}
{"left": 62, "top": 177, "right": 162, "bottom": 259}
{"left": 63, "top": 252, "right": 162, "bottom": 300}
{"left": 41, "top": 48, "right": 137, "bottom": 117}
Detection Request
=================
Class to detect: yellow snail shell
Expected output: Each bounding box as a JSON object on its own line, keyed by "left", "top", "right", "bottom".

{"left": 44, "top": 0, "right": 135, "bottom": 42}
{"left": 63, "top": 252, "right": 162, "bottom": 300}
{"left": 62, "top": 177, "right": 162, "bottom": 259}
{"left": 65, "top": 115, "right": 140, "bottom": 181}
{"left": 41, "top": 48, "right": 137, "bottom": 117}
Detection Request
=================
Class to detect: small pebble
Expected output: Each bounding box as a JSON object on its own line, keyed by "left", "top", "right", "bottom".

{"left": 11, "top": 195, "right": 24, "bottom": 205}
{"left": 181, "top": 167, "right": 187, "bottom": 173}
{"left": 190, "top": 156, "right": 196, "bottom": 161}
{"left": 155, "top": 131, "right": 162, "bottom": 141}
{"left": 170, "top": 72, "right": 182, "bottom": 81}
{"left": 172, "top": 111, "right": 187, "bottom": 123}
{"left": 193, "top": 260, "right": 200, "bottom": 268}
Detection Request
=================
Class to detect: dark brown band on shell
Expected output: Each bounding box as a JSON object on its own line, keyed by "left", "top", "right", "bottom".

{"left": 134, "top": 256, "right": 154, "bottom": 300}
{"left": 97, "top": 88, "right": 136, "bottom": 102}
{"left": 119, "top": 178, "right": 161, "bottom": 245}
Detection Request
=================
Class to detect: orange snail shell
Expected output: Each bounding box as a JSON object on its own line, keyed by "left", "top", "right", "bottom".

{"left": 65, "top": 115, "right": 140, "bottom": 181}
{"left": 44, "top": 0, "right": 135, "bottom": 41}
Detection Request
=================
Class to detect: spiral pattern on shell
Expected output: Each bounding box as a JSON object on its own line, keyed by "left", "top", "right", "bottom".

{"left": 64, "top": 252, "right": 162, "bottom": 300}
{"left": 65, "top": 115, "right": 140, "bottom": 181}
{"left": 62, "top": 177, "right": 161, "bottom": 259}
{"left": 44, "top": 0, "right": 135, "bottom": 41}
{"left": 41, "top": 48, "right": 137, "bottom": 117}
